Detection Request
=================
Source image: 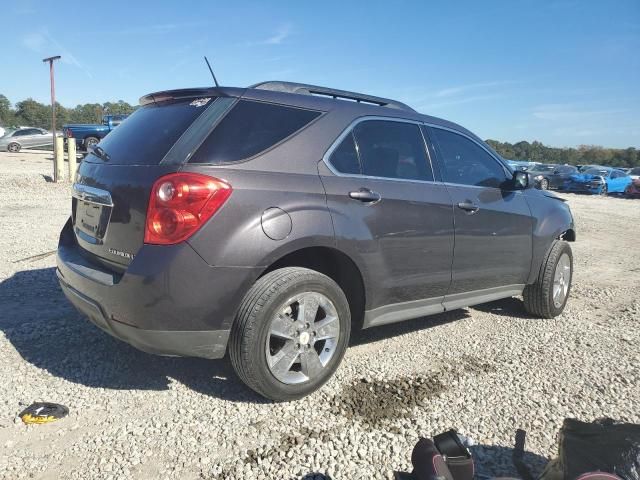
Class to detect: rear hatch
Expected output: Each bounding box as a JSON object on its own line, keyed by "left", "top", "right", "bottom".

{"left": 71, "top": 93, "right": 231, "bottom": 272}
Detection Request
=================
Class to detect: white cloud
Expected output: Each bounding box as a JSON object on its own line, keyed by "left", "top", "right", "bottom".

{"left": 532, "top": 104, "right": 627, "bottom": 121}
{"left": 435, "top": 80, "right": 513, "bottom": 98}
{"left": 21, "top": 30, "right": 93, "bottom": 79}
{"left": 419, "top": 93, "right": 506, "bottom": 111}
{"left": 245, "top": 24, "right": 293, "bottom": 46}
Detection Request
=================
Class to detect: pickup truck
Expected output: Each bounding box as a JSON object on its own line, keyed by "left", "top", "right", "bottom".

{"left": 63, "top": 114, "right": 128, "bottom": 150}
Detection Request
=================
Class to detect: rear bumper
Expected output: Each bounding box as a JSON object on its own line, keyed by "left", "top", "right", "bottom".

{"left": 56, "top": 219, "right": 261, "bottom": 359}
{"left": 58, "top": 275, "right": 230, "bottom": 358}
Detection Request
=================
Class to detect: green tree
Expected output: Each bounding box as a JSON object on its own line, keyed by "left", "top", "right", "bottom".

{"left": 0, "top": 94, "right": 15, "bottom": 127}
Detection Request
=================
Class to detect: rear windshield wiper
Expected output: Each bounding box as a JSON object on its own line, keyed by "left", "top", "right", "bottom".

{"left": 91, "top": 146, "right": 110, "bottom": 162}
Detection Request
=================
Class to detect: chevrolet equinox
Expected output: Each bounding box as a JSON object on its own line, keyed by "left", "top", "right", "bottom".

{"left": 57, "top": 81, "right": 576, "bottom": 401}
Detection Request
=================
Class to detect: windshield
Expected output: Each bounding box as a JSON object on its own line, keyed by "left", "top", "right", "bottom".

{"left": 584, "top": 168, "right": 610, "bottom": 177}
{"left": 629, "top": 167, "right": 640, "bottom": 175}
{"left": 533, "top": 163, "right": 555, "bottom": 172}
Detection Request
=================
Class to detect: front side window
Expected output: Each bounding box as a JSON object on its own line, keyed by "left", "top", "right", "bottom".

{"left": 191, "top": 100, "right": 321, "bottom": 164}
{"left": 352, "top": 120, "right": 433, "bottom": 181}
{"left": 430, "top": 128, "right": 508, "bottom": 188}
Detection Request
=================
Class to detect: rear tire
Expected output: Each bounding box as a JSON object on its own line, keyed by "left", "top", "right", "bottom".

{"left": 7, "top": 142, "right": 20, "bottom": 153}
{"left": 84, "top": 136, "right": 99, "bottom": 150}
{"left": 523, "top": 240, "right": 573, "bottom": 318}
{"left": 540, "top": 178, "right": 549, "bottom": 190}
{"left": 229, "top": 267, "right": 351, "bottom": 401}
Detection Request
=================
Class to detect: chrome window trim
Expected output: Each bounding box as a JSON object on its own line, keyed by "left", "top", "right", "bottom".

{"left": 322, "top": 116, "right": 513, "bottom": 189}
{"left": 322, "top": 116, "right": 438, "bottom": 184}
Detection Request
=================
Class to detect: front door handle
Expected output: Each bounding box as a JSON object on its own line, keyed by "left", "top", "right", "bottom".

{"left": 457, "top": 201, "right": 480, "bottom": 213}
{"left": 349, "top": 188, "right": 381, "bottom": 203}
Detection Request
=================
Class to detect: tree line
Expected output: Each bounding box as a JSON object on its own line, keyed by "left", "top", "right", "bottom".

{"left": 1, "top": 94, "right": 637, "bottom": 167}
{"left": 486, "top": 139, "right": 639, "bottom": 168}
{"left": 0, "top": 94, "right": 137, "bottom": 131}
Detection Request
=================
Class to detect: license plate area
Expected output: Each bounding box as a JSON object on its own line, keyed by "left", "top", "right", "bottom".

{"left": 72, "top": 184, "right": 113, "bottom": 243}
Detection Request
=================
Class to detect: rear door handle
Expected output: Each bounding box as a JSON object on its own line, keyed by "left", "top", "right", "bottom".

{"left": 457, "top": 201, "right": 480, "bottom": 213}
{"left": 349, "top": 188, "right": 381, "bottom": 203}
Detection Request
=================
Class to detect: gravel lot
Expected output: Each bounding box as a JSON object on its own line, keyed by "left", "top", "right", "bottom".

{"left": 0, "top": 151, "right": 638, "bottom": 480}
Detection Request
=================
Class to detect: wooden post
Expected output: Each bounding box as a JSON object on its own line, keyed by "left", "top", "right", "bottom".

{"left": 68, "top": 138, "right": 77, "bottom": 182}
{"left": 55, "top": 136, "right": 64, "bottom": 181}
{"left": 42, "top": 56, "right": 61, "bottom": 182}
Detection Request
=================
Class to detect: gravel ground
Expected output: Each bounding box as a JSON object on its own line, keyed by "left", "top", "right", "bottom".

{"left": 0, "top": 151, "right": 638, "bottom": 480}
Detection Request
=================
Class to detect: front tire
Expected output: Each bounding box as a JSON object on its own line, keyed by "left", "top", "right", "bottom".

{"left": 523, "top": 240, "right": 573, "bottom": 318}
{"left": 7, "top": 142, "right": 20, "bottom": 153}
{"left": 229, "top": 267, "right": 351, "bottom": 401}
{"left": 599, "top": 184, "right": 608, "bottom": 196}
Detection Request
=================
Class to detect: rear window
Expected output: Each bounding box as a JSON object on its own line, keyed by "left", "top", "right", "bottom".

{"left": 190, "top": 100, "right": 321, "bottom": 164}
{"left": 87, "top": 97, "right": 214, "bottom": 165}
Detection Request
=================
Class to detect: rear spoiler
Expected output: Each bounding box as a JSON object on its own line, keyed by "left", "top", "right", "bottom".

{"left": 139, "top": 87, "right": 245, "bottom": 106}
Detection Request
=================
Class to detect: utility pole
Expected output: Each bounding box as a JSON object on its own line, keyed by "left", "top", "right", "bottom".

{"left": 42, "top": 55, "right": 61, "bottom": 182}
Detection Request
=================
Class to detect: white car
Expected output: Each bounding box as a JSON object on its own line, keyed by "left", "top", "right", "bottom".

{"left": 0, "top": 127, "right": 60, "bottom": 152}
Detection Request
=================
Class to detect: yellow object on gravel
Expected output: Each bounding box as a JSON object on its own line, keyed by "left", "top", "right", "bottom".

{"left": 19, "top": 403, "right": 69, "bottom": 424}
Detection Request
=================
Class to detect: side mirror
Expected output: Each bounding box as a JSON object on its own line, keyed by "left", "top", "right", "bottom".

{"left": 512, "top": 170, "right": 529, "bottom": 190}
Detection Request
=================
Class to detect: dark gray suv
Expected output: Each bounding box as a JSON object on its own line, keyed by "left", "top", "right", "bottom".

{"left": 57, "top": 81, "right": 575, "bottom": 401}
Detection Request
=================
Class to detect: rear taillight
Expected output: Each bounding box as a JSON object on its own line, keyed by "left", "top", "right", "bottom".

{"left": 66, "top": 129, "right": 73, "bottom": 138}
{"left": 144, "top": 172, "right": 232, "bottom": 245}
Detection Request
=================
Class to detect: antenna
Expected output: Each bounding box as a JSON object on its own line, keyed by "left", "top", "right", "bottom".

{"left": 204, "top": 56, "right": 220, "bottom": 87}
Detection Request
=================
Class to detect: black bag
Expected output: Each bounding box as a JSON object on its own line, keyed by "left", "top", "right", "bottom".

{"left": 541, "top": 418, "right": 640, "bottom": 480}
{"left": 412, "top": 430, "right": 474, "bottom": 480}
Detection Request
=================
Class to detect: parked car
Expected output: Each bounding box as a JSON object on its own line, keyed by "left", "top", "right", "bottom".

{"left": 57, "top": 81, "right": 576, "bottom": 401}
{"left": 628, "top": 167, "right": 640, "bottom": 180}
{"left": 529, "top": 163, "right": 578, "bottom": 190}
{"left": 63, "top": 114, "right": 129, "bottom": 151}
{"left": 506, "top": 159, "right": 533, "bottom": 171}
{"left": 625, "top": 178, "right": 640, "bottom": 198}
{"left": 0, "top": 127, "right": 60, "bottom": 152}
{"left": 563, "top": 167, "right": 632, "bottom": 195}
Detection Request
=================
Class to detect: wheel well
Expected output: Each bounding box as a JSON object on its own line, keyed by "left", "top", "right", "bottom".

{"left": 261, "top": 247, "right": 366, "bottom": 329}
{"left": 560, "top": 229, "right": 576, "bottom": 242}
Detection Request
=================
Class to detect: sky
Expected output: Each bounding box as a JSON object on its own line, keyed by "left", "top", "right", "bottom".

{"left": 1, "top": 0, "right": 638, "bottom": 148}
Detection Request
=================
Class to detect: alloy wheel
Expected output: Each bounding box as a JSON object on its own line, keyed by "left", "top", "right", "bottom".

{"left": 552, "top": 253, "right": 571, "bottom": 308}
{"left": 265, "top": 292, "right": 340, "bottom": 385}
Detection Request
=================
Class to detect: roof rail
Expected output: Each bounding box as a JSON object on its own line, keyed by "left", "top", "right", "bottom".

{"left": 250, "top": 81, "right": 416, "bottom": 112}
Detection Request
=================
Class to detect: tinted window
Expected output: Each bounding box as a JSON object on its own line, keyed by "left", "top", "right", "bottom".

{"left": 584, "top": 168, "right": 609, "bottom": 177}
{"left": 630, "top": 167, "right": 640, "bottom": 175}
{"left": 14, "top": 129, "right": 36, "bottom": 137}
{"left": 329, "top": 133, "right": 360, "bottom": 174}
{"left": 559, "top": 166, "right": 576, "bottom": 174}
{"left": 353, "top": 120, "right": 432, "bottom": 181}
{"left": 431, "top": 128, "right": 507, "bottom": 188}
{"left": 88, "top": 97, "right": 212, "bottom": 165}
{"left": 191, "top": 100, "right": 321, "bottom": 164}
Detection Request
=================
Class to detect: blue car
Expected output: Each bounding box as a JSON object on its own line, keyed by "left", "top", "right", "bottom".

{"left": 562, "top": 166, "right": 632, "bottom": 195}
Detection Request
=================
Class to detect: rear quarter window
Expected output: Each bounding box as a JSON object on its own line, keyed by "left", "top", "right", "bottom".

{"left": 190, "top": 100, "right": 321, "bottom": 164}
{"left": 87, "top": 98, "right": 213, "bottom": 165}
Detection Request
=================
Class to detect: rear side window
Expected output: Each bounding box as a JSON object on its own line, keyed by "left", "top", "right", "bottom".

{"left": 353, "top": 120, "right": 433, "bottom": 181}
{"left": 430, "top": 128, "right": 508, "bottom": 188}
{"left": 89, "top": 98, "right": 213, "bottom": 165}
{"left": 328, "top": 133, "right": 361, "bottom": 174}
{"left": 191, "top": 100, "right": 321, "bottom": 164}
